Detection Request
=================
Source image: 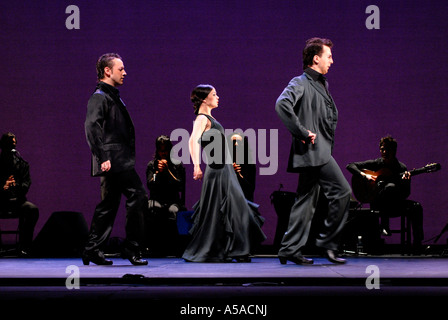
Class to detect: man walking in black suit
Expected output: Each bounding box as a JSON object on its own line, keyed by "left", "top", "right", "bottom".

{"left": 83, "top": 53, "right": 148, "bottom": 266}
{"left": 275, "top": 38, "right": 351, "bottom": 265}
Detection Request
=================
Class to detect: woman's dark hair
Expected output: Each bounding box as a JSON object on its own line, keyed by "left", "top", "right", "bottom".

{"left": 190, "top": 84, "right": 214, "bottom": 115}
{"left": 96, "top": 53, "right": 122, "bottom": 81}
{"left": 302, "top": 37, "right": 333, "bottom": 70}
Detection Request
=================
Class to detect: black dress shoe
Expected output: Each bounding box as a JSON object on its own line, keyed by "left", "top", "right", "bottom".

{"left": 121, "top": 248, "right": 148, "bottom": 266}
{"left": 278, "top": 255, "right": 313, "bottom": 265}
{"left": 127, "top": 255, "right": 148, "bottom": 266}
{"left": 234, "top": 256, "right": 252, "bottom": 263}
{"left": 82, "top": 250, "right": 113, "bottom": 266}
{"left": 325, "top": 250, "right": 346, "bottom": 264}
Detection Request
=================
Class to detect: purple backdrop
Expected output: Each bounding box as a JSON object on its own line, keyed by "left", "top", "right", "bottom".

{"left": 1, "top": 1, "right": 447, "bottom": 246}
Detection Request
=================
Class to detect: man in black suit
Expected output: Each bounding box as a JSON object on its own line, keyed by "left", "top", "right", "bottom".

{"left": 275, "top": 38, "right": 351, "bottom": 265}
{"left": 83, "top": 53, "right": 148, "bottom": 266}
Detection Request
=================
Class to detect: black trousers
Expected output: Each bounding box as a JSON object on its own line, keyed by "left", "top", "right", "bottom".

{"left": 145, "top": 200, "right": 181, "bottom": 256}
{"left": 279, "top": 157, "right": 351, "bottom": 257}
{"left": 18, "top": 201, "right": 39, "bottom": 249}
{"left": 85, "top": 169, "right": 148, "bottom": 254}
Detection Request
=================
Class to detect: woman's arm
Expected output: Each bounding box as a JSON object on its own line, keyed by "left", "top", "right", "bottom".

{"left": 189, "top": 115, "right": 209, "bottom": 180}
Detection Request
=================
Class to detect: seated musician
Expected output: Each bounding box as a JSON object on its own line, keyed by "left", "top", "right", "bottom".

{"left": 346, "top": 135, "right": 424, "bottom": 253}
{"left": 227, "top": 132, "right": 256, "bottom": 202}
{"left": 0, "top": 132, "right": 39, "bottom": 256}
{"left": 145, "top": 135, "right": 186, "bottom": 257}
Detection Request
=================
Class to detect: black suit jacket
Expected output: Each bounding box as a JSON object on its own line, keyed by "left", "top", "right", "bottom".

{"left": 0, "top": 150, "right": 31, "bottom": 205}
{"left": 85, "top": 82, "right": 136, "bottom": 176}
{"left": 275, "top": 71, "right": 338, "bottom": 172}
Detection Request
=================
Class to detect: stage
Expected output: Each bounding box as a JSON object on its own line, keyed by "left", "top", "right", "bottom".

{"left": 1, "top": 253, "right": 448, "bottom": 317}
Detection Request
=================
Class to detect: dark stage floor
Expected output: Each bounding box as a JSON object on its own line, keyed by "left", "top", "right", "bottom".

{"left": 1, "top": 253, "right": 448, "bottom": 317}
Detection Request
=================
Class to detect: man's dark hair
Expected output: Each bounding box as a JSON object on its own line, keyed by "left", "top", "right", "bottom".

{"left": 0, "top": 132, "right": 16, "bottom": 151}
{"left": 302, "top": 37, "right": 333, "bottom": 70}
{"left": 156, "top": 135, "right": 173, "bottom": 151}
{"left": 379, "top": 135, "right": 397, "bottom": 154}
{"left": 96, "top": 53, "right": 122, "bottom": 81}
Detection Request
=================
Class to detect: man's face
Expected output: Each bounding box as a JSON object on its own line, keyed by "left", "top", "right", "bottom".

{"left": 4, "top": 136, "right": 16, "bottom": 152}
{"left": 157, "top": 144, "right": 170, "bottom": 160}
{"left": 105, "top": 58, "right": 127, "bottom": 87}
{"left": 380, "top": 145, "right": 395, "bottom": 162}
{"left": 314, "top": 45, "right": 333, "bottom": 74}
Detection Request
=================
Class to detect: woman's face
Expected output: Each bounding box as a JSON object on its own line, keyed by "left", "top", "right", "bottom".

{"left": 203, "top": 88, "right": 219, "bottom": 109}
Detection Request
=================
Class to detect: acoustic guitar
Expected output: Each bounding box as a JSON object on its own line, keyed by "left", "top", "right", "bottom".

{"left": 352, "top": 162, "right": 441, "bottom": 203}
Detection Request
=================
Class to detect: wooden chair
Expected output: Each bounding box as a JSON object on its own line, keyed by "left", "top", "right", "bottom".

{"left": 0, "top": 208, "right": 20, "bottom": 254}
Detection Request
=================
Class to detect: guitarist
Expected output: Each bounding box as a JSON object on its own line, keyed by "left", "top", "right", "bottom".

{"left": 346, "top": 136, "right": 423, "bottom": 253}
{"left": 0, "top": 132, "right": 39, "bottom": 256}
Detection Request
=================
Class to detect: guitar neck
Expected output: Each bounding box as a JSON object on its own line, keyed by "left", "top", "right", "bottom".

{"left": 407, "top": 163, "right": 441, "bottom": 177}
{"left": 407, "top": 168, "right": 424, "bottom": 177}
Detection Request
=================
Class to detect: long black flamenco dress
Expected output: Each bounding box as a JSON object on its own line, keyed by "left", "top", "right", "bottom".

{"left": 182, "top": 114, "right": 266, "bottom": 262}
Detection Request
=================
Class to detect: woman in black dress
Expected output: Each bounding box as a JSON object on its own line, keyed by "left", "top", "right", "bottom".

{"left": 182, "top": 84, "right": 266, "bottom": 262}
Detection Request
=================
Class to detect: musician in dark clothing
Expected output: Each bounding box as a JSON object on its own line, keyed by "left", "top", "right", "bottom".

{"left": 145, "top": 135, "right": 185, "bottom": 256}
{"left": 0, "top": 132, "right": 39, "bottom": 256}
{"left": 228, "top": 133, "right": 256, "bottom": 202}
{"left": 346, "top": 135, "right": 424, "bottom": 252}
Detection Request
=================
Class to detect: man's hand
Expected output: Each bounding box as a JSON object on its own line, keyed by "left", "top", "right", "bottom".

{"left": 233, "top": 163, "right": 244, "bottom": 178}
{"left": 308, "top": 130, "right": 316, "bottom": 144}
{"left": 301, "top": 130, "right": 316, "bottom": 144}
{"left": 402, "top": 171, "right": 411, "bottom": 180}
{"left": 3, "top": 175, "right": 16, "bottom": 190}
{"left": 101, "top": 160, "right": 111, "bottom": 172}
{"left": 361, "top": 172, "right": 377, "bottom": 181}
{"left": 233, "top": 163, "right": 241, "bottom": 174}
{"left": 157, "top": 159, "right": 168, "bottom": 172}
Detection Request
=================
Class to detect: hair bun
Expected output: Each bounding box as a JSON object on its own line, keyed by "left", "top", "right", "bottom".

{"left": 190, "top": 84, "right": 214, "bottom": 115}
